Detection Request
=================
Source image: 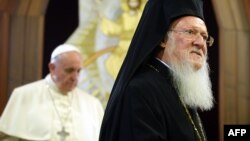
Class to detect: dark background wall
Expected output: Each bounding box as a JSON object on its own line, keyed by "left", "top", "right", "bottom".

{"left": 43, "top": 0, "right": 78, "bottom": 76}
{"left": 202, "top": 1, "right": 219, "bottom": 141}
{"left": 43, "top": 0, "right": 219, "bottom": 140}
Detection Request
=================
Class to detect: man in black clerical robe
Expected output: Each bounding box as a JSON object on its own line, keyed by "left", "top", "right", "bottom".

{"left": 99, "top": 0, "right": 215, "bottom": 140}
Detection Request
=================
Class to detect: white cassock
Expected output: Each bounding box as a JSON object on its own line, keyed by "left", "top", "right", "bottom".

{"left": 0, "top": 75, "right": 104, "bottom": 141}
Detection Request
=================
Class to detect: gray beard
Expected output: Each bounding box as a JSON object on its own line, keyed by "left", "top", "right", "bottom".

{"left": 169, "top": 60, "right": 214, "bottom": 111}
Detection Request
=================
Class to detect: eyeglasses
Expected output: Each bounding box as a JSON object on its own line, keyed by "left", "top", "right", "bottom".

{"left": 169, "top": 28, "right": 214, "bottom": 47}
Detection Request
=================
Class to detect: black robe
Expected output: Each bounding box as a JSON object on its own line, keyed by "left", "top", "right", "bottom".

{"left": 99, "top": 0, "right": 207, "bottom": 140}
{"left": 113, "top": 58, "right": 206, "bottom": 141}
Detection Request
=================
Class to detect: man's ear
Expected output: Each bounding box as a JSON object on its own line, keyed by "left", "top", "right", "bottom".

{"left": 160, "top": 40, "right": 167, "bottom": 48}
{"left": 48, "top": 63, "right": 55, "bottom": 72}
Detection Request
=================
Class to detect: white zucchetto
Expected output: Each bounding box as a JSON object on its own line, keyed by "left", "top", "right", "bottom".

{"left": 50, "top": 44, "right": 80, "bottom": 63}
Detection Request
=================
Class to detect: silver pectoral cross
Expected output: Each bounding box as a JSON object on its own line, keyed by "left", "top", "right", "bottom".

{"left": 57, "top": 126, "right": 70, "bottom": 141}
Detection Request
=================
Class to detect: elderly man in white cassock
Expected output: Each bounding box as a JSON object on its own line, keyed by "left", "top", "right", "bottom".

{"left": 0, "top": 44, "right": 104, "bottom": 141}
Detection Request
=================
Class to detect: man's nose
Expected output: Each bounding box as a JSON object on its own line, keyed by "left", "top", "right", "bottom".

{"left": 71, "top": 71, "right": 79, "bottom": 80}
{"left": 194, "top": 34, "right": 206, "bottom": 47}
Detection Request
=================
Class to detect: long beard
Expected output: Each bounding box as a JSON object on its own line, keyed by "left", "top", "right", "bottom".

{"left": 169, "top": 59, "right": 214, "bottom": 111}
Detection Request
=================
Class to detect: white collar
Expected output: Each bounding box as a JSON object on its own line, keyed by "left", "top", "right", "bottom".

{"left": 155, "top": 57, "right": 172, "bottom": 70}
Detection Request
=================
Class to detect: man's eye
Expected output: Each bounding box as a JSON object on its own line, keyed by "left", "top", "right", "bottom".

{"left": 186, "top": 29, "right": 195, "bottom": 34}
{"left": 203, "top": 35, "right": 208, "bottom": 40}
{"left": 77, "top": 69, "right": 82, "bottom": 73}
{"left": 65, "top": 69, "right": 74, "bottom": 73}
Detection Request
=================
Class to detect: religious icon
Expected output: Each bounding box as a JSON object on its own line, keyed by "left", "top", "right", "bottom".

{"left": 66, "top": 0, "right": 146, "bottom": 107}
